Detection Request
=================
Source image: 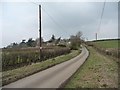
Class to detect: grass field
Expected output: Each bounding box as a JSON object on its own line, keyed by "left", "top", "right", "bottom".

{"left": 2, "top": 50, "right": 80, "bottom": 86}
{"left": 65, "top": 46, "right": 118, "bottom": 88}
{"left": 90, "top": 39, "right": 119, "bottom": 58}
{"left": 92, "top": 39, "right": 119, "bottom": 48}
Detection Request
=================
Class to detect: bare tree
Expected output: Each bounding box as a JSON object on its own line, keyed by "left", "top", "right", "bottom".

{"left": 76, "top": 31, "right": 82, "bottom": 39}
{"left": 70, "top": 31, "right": 83, "bottom": 50}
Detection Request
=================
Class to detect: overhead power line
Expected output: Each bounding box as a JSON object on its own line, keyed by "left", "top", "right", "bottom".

{"left": 41, "top": 7, "right": 66, "bottom": 30}
{"left": 29, "top": 1, "right": 66, "bottom": 31}
{"left": 96, "top": 0, "right": 106, "bottom": 40}
{"left": 97, "top": 0, "right": 106, "bottom": 33}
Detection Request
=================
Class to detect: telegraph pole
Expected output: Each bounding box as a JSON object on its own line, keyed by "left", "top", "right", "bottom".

{"left": 96, "top": 33, "right": 97, "bottom": 41}
{"left": 39, "top": 5, "right": 42, "bottom": 60}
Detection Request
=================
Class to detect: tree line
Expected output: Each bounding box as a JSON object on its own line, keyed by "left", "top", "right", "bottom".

{"left": 5, "top": 31, "right": 84, "bottom": 50}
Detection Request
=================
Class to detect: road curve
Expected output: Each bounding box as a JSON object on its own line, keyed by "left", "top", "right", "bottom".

{"left": 3, "top": 46, "right": 89, "bottom": 88}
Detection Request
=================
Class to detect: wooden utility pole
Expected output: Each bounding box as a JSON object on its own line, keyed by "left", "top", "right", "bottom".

{"left": 39, "top": 5, "right": 42, "bottom": 60}
{"left": 96, "top": 33, "right": 97, "bottom": 41}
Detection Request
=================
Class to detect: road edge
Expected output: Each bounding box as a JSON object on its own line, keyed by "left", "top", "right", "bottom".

{"left": 57, "top": 45, "right": 90, "bottom": 89}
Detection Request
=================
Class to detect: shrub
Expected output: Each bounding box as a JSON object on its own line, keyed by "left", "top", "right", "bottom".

{"left": 2, "top": 47, "right": 70, "bottom": 71}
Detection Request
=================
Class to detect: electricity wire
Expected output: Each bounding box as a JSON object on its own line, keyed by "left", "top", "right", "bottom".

{"left": 29, "top": 1, "right": 66, "bottom": 31}
{"left": 97, "top": 0, "right": 106, "bottom": 33}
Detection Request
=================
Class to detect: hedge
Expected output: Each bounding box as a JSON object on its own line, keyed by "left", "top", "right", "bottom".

{"left": 2, "top": 47, "right": 70, "bottom": 71}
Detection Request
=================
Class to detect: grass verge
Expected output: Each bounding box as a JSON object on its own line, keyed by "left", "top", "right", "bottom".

{"left": 2, "top": 50, "right": 80, "bottom": 86}
{"left": 65, "top": 46, "right": 118, "bottom": 88}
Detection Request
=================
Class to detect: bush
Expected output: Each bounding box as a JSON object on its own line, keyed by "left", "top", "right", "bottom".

{"left": 2, "top": 47, "right": 70, "bottom": 71}
{"left": 57, "top": 44, "right": 66, "bottom": 47}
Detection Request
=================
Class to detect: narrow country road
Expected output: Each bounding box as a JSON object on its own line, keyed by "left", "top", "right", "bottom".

{"left": 3, "top": 46, "right": 89, "bottom": 89}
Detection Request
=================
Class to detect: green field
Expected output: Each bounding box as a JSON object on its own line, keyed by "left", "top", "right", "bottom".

{"left": 91, "top": 39, "right": 119, "bottom": 58}
{"left": 92, "top": 39, "right": 119, "bottom": 48}
{"left": 65, "top": 46, "right": 118, "bottom": 88}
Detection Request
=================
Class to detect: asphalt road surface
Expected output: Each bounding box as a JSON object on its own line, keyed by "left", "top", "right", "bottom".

{"left": 3, "top": 46, "right": 89, "bottom": 88}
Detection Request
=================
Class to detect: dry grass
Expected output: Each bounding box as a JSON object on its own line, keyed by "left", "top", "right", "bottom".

{"left": 65, "top": 46, "right": 118, "bottom": 88}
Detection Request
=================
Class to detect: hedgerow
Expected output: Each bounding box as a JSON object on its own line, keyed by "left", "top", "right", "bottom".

{"left": 2, "top": 47, "right": 70, "bottom": 71}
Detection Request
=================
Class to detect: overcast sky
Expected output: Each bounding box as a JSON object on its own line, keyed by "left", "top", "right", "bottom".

{"left": 1, "top": 1, "right": 118, "bottom": 47}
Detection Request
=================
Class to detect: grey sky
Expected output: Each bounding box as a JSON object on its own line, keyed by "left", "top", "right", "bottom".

{"left": 1, "top": 1, "right": 118, "bottom": 47}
